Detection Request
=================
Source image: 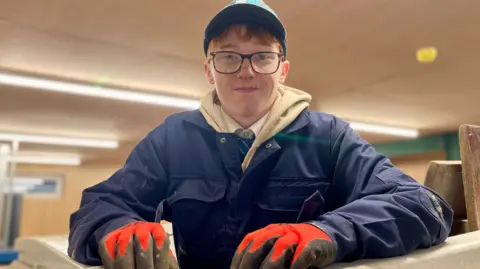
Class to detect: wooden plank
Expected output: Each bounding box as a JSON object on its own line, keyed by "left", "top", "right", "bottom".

{"left": 459, "top": 124, "right": 480, "bottom": 232}
{"left": 424, "top": 160, "right": 466, "bottom": 219}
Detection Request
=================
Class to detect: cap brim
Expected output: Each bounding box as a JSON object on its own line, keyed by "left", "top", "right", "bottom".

{"left": 204, "top": 4, "right": 286, "bottom": 54}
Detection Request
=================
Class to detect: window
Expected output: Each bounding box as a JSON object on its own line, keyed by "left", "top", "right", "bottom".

{"left": 8, "top": 174, "right": 63, "bottom": 199}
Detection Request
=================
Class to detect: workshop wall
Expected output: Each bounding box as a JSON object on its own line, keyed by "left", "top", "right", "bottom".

{"left": 16, "top": 163, "right": 120, "bottom": 237}
{"left": 390, "top": 150, "right": 447, "bottom": 184}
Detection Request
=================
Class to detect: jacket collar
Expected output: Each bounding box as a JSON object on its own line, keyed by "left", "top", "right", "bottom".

{"left": 184, "top": 109, "right": 311, "bottom": 135}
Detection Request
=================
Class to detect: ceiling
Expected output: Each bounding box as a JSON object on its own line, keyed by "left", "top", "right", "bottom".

{"left": 0, "top": 0, "right": 479, "bottom": 164}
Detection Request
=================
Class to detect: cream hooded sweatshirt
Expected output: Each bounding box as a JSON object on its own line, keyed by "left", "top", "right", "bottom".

{"left": 199, "top": 85, "right": 312, "bottom": 172}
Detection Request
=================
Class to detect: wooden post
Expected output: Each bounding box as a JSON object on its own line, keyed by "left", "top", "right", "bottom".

{"left": 424, "top": 160, "right": 467, "bottom": 235}
{"left": 424, "top": 160, "right": 466, "bottom": 218}
{"left": 459, "top": 124, "right": 480, "bottom": 232}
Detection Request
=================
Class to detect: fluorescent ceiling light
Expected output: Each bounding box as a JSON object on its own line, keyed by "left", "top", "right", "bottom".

{"left": 13, "top": 178, "right": 45, "bottom": 185}
{"left": 350, "top": 122, "right": 419, "bottom": 138}
{"left": 0, "top": 133, "right": 119, "bottom": 148}
{"left": 0, "top": 144, "right": 10, "bottom": 155}
{"left": 0, "top": 72, "right": 201, "bottom": 110}
{"left": 11, "top": 185, "right": 31, "bottom": 194}
{"left": 4, "top": 155, "right": 81, "bottom": 166}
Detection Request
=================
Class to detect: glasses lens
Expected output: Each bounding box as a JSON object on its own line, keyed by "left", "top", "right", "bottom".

{"left": 213, "top": 52, "right": 242, "bottom": 73}
{"left": 251, "top": 52, "right": 280, "bottom": 74}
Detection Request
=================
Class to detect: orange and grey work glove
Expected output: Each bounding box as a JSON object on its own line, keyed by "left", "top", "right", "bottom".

{"left": 98, "top": 221, "right": 178, "bottom": 269}
{"left": 231, "top": 223, "right": 337, "bottom": 269}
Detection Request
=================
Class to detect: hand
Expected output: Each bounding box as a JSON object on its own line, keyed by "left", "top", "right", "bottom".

{"left": 231, "top": 223, "right": 337, "bottom": 269}
{"left": 98, "top": 221, "right": 178, "bottom": 269}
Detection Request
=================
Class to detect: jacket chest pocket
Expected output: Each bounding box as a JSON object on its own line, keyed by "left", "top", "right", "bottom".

{"left": 253, "top": 177, "right": 331, "bottom": 227}
{"left": 165, "top": 178, "right": 227, "bottom": 254}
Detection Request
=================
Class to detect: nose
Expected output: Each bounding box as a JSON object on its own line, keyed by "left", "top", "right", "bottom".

{"left": 237, "top": 58, "right": 254, "bottom": 79}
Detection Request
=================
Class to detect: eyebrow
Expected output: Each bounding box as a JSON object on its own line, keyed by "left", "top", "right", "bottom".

{"left": 218, "top": 43, "right": 275, "bottom": 52}
{"left": 218, "top": 43, "right": 238, "bottom": 50}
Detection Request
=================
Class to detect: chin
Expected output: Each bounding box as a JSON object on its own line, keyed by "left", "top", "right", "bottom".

{"left": 237, "top": 101, "right": 265, "bottom": 114}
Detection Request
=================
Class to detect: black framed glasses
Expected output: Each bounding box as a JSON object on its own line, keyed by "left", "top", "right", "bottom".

{"left": 210, "top": 51, "right": 284, "bottom": 74}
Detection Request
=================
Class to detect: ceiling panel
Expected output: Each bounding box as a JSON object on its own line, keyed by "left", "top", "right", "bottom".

{"left": 0, "top": 84, "right": 182, "bottom": 141}
{"left": 319, "top": 90, "right": 461, "bottom": 131}
{"left": 0, "top": 22, "right": 210, "bottom": 98}
{"left": 0, "top": 0, "right": 222, "bottom": 61}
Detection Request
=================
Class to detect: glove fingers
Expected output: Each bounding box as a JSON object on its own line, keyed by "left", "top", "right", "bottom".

{"left": 262, "top": 247, "right": 295, "bottom": 269}
{"left": 249, "top": 225, "right": 287, "bottom": 252}
{"left": 231, "top": 240, "right": 248, "bottom": 269}
{"left": 232, "top": 224, "right": 287, "bottom": 269}
{"left": 134, "top": 233, "right": 155, "bottom": 269}
{"left": 261, "top": 232, "right": 298, "bottom": 269}
{"left": 98, "top": 222, "right": 178, "bottom": 269}
{"left": 98, "top": 244, "right": 116, "bottom": 269}
{"left": 117, "top": 225, "right": 136, "bottom": 256}
{"left": 167, "top": 250, "right": 179, "bottom": 269}
{"left": 113, "top": 235, "right": 135, "bottom": 269}
{"left": 238, "top": 224, "right": 283, "bottom": 253}
{"left": 238, "top": 236, "right": 279, "bottom": 269}
{"left": 153, "top": 232, "right": 173, "bottom": 269}
{"left": 291, "top": 240, "right": 337, "bottom": 269}
{"left": 151, "top": 224, "right": 168, "bottom": 248}
{"left": 99, "top": 230, "right": 121, "bottom": 269}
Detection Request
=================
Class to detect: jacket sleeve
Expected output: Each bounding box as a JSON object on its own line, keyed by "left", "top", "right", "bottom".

{"left": 67, "top": 125, "right": 169, "bottom": 265}
{"left": 309, "top": 119, "right": 453, "bottom": 262}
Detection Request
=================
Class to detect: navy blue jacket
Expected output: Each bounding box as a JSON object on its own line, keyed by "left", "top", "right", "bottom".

{"left": 68, "top": 109, "right": 453, "bottom": 269}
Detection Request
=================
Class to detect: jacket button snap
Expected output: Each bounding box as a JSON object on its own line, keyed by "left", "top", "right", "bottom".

{"left": 266, "top": 143, "right": 272, "bottom": 149}
{"left": 220, "top": 137, "right": 226, "bottom": 143}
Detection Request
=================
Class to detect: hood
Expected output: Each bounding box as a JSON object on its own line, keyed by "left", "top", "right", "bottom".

{"left": 200, "top": 85, "right": 311, "bottom": 171}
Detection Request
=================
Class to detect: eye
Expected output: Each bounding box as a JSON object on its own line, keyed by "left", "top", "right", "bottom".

{"left": 255, "top": 53, "right": 276, "bottom": 61}
{"left": 217, "top": 53, "right": 239, "bottom": 61}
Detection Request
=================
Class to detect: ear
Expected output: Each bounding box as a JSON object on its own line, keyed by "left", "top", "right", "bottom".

{"left": 279, "top": 60, "right": 290, "bottom": 84}
{"left": 204, "top": 60, "right": 215, "bottom": 85}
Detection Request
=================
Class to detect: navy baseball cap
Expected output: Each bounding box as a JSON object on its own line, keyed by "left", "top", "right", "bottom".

{"left": 204, "top": 0, "right": 287, "bottom": 57}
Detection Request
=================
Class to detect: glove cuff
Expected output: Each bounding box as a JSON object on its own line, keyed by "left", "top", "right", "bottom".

{"left": 305, "top": 221, "right": 334, "bottom": 242}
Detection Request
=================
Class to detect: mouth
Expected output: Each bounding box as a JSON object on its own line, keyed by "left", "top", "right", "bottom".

{"left": 233, "top": 87, "right": 259, "bottom": 93}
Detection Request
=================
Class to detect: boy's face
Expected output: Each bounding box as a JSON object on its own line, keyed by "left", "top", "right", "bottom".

{"left": 204, "top": 27, "right": 290, "bottom": 118}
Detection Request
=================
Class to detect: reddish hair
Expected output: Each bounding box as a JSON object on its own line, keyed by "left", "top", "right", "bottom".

{"left": 207, "top": 24, "right": 283, "bottom": 54}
